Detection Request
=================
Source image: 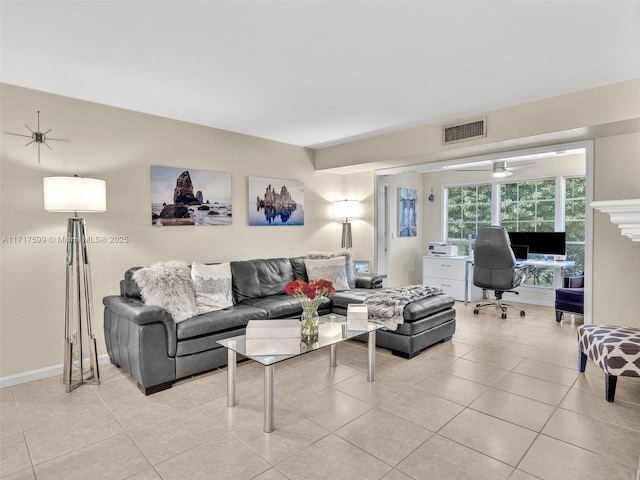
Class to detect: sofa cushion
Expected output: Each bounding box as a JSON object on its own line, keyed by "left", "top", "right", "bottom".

{"left": 241, "top": 294, "right": 332, "bottom": 318}
{"left": 176, "top": 304, "right": 268, "bottom": 340}
{"left": 331, "top": 289, "right": 370, "bottom": 309}
{"left": 133, "top": 260, "right": 197, "bottom": 322}
{"left": 304, "top": 257, "right": 350, "bottom": 291}
{"left": 332, "top": 290, "right": 454, "bottom": 321}
{"left": 191, "top": 262, "right": 234, "bottom": 314}
{"left": 290, "top": 257, "right": 308, "bottom": 281}
{"left": 403, "top": 293, "right": 455, "bottom": 321}
{"left": 231, "top": 258, "right": 296, "bottom": 303}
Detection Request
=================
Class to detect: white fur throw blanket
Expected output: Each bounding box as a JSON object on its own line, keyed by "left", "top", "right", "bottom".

{"left": 365, "top": 285, "right": 443, "bottom": 331}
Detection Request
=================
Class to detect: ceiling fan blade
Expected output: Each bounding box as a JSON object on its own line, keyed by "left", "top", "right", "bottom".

{"left": 507, "top": 162, "right": 539, "bottom": 171}
{"left": 3, "top": 131, "right": 32, "bottom": 139}
{"left": 455, "top": 167, "right": 493, "bottom": 172}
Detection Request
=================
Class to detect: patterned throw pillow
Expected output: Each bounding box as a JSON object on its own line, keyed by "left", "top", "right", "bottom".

{"left": 304, "top": 257, "right": 350, "bottom": 291}
{"left": 132, "top": 260, "right": 197, "bottom": 323}
{"left": 306, "top": 249, "right": 356, "bottom": 288}
{"left": 191, "top": 262, "right": 234, "bottom": 314}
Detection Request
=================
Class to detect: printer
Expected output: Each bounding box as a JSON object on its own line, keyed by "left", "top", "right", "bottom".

{"left": 427, "top": 242, "right": 459, "bottom": 257}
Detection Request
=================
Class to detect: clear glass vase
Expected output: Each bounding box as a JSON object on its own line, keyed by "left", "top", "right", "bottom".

{"left": 300, "top": 308, "right": 319, "bottom": 344}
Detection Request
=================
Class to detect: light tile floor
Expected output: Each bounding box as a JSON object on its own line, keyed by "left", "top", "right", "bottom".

{"left": 2, "top": 303, "right": 640, "bottom": 479}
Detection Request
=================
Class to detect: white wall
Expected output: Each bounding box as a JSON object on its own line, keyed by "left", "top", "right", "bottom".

{"left": 376, "top": 172, "right": 424, "bottom": 286}
{"left": 0, "top": 84, "right": 343, "bottom": 378}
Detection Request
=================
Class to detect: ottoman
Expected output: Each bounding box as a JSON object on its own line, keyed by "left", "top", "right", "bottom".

{"left": 577, "top": 324, "right": 640, "bottom": 402}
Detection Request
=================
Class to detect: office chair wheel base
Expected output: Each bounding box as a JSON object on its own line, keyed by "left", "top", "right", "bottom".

{"left": 473, "top": 309, "right": 479, "bottom": 315}
{"left": 501, "top": 313, "right": 507, "bottom": 319}
{"left": 520, "top": 311, "right": 525, "bottom": 317}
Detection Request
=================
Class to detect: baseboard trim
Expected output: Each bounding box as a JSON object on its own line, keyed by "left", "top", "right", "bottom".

{"left": 0, "top": 354, "right": 111, "bottom": 389}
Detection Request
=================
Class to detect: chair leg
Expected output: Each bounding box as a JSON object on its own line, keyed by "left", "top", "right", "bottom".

{"left": 555, "top": 310, "right": 563, "bottom": 322}
{"left": 578, "top": 350, "right": 587, "bottom": 372}
{"left": 605, "top": 374, "right": 617, "bottom": 402}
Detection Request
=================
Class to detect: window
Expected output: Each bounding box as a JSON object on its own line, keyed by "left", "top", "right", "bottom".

{"left": 564, "top": 176, "right": 586, "bottom": 275}
{"left": 446, "top": 185, "right": 492, "bottom": 256}
{"left": 500, "top": 179, "right": 556, "bottom": 287}
{"left": 500, "top": 179, "right": 556, "bottom": 232}
{"left": 444, "top": 175, "right": 586, "bottom": 287}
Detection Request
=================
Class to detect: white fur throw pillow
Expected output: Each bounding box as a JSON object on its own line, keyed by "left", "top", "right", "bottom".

{"left": 191, "top": 262, "right": 233, "bottom": 314}
{"left": 304, "top": 257, "right": 350, "bottom": 291}
{"left": 306, "top": 249, "right": 356, "bottom": 288}
{"left": 133, "top": 260, "right": 197, "bottom": 322}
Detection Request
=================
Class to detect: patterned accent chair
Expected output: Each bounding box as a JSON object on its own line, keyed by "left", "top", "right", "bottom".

{"left": 578, "top": 325, "right": 640, "bottom": 402}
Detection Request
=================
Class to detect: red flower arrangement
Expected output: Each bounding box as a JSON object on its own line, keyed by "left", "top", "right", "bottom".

{"left": 285, "top": 279, "right": 336, "bottom": 315}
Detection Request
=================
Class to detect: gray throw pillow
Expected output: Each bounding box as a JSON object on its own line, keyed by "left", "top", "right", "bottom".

{"left": 306, "top": 249, "right": 356, "bottom": 288}
{"left": 133, "top": 260, "right": 197, "bottom": 322}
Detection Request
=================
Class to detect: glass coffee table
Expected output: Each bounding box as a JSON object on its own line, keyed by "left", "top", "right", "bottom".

{"left": 217, "top": 315, "right": 383, "bottom": 433}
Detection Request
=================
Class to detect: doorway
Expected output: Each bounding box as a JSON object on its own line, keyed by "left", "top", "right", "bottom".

{"left": 374, "top": 140, "right": 593, "bottom": 324}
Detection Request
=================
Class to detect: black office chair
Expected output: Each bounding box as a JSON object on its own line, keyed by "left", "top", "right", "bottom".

{"left": 473, "top": 226, "right": 528, "bottom": 319}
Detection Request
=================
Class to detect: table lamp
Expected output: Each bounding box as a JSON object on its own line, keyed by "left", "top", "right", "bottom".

{"left": 43, "top": 175, "right": 106, "bottom": 392}
{"left": 333, "top": 200, "right": 360, "bottom": 249}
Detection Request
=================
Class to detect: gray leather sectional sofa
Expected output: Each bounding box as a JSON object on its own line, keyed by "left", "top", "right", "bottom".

{"left": 103, "top": 257, "right": 456, "bottom": 394}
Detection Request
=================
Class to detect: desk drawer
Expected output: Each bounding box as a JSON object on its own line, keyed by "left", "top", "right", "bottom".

{"left": 423, "top": 276, "right": 466, "bottom": 301}
{"left": 423, "top": 257, "right": 467, "bottom": 278}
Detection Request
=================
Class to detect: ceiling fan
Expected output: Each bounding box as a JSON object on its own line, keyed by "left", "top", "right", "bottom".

{"left": 455, "top": 160, "right": 538, "bottom": 177}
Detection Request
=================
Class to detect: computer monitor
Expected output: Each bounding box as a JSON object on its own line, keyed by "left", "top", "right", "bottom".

{"left": 507, "top": 231, "right": 566, "bottom": 256}
{"left": 511, "top": 245, "right": 529, "bottom": 261}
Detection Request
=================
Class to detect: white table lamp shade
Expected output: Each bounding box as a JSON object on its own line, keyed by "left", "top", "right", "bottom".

{"left": 333, "top": 200, "right": 360, "bottom": 220}
{"left": 43, "top": 176, "right": 106, "bottom": 212}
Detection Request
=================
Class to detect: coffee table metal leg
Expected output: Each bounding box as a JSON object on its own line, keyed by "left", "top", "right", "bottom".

{"left": 367, "top": 330, "right": 376, "bottom": 382}
{"left": 329, "top": 343, "right": 337, "bottom": 367}
{"left": 227, "top": 348, "right": 236, "bottom": 407}
{"left": 264, "top": 364, "right": 275, "bottom": 433}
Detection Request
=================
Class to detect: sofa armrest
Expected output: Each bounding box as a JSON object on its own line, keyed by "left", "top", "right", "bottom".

{"left": 103, "top": 295, "right": 177, "bottom": 357}
{"left": 355, "top": 274, "right": 386, "bottom": 289}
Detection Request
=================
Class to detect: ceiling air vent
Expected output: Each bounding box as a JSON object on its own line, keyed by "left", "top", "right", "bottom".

{"left": 442, "top": 116, "right": 487, "bottom": 145}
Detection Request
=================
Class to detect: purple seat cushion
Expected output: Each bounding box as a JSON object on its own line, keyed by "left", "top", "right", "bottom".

{"left": 555, "top": 287, "right": 584, "bottom": 314}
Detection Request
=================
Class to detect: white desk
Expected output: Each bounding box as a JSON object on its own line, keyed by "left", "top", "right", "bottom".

{"left": 519, "top": 259, "right": 575, "bottom": 290}
{"left": 463, "top": 258, "right": 575, "bottom": 304}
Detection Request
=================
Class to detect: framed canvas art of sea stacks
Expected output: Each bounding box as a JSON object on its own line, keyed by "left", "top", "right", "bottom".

{"left": 248, "top": 176, "right": 304, "bottom": 226}
{"left": 150, "top": 166, "right": 232, "bottom": 226}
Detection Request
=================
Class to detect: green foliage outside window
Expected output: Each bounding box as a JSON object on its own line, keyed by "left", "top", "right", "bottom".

{"left": 445, "top": 175, "right": 586, "bottom": 288}
{"left": 564, "top": 177, "right": 586, "bottom": 275}
{"left": 446, "top": 185, "right": 492, "bottom": 256}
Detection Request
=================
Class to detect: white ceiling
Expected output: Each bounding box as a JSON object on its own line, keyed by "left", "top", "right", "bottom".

{"left": 2, "top": 1, "right": 639, "bottom": 149}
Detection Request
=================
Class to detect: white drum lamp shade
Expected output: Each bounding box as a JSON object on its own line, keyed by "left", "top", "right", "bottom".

{"left": 43, "top": 176, "right": 106, "bottom": 212}
{"left": 333, "top": 200, "right": 360, "bottom": 220}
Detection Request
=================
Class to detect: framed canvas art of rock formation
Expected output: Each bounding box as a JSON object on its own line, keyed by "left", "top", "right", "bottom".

{"left": 150, "top": 166, "right": 232, "bottom": 226}
{"left": 248, "top": 176, "right": 304, "bottom": 226}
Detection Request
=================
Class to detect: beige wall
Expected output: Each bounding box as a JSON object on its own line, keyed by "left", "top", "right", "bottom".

{"left": 0, "top": 84, "right": 344, "bottom": 378}
{"left": 315, "top": 78, "right": 640, "bottom": 172}
{"left": 325, "top": 80, "right": 640, "bottom": 328}
{"left": 592, "top": 132, "right": 640, "bottom": 327}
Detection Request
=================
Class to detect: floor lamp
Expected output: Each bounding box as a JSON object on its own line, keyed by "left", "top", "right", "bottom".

{"left": 43, "top": 176, "right": 106, "bottom": 392}
{"left": 333, "top": 200, "right": 360, "bottom": 249}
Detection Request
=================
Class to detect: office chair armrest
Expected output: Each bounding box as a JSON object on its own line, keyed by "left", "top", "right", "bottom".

{"left": 513, "top": 264, "right": 530, "bottom": 288}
